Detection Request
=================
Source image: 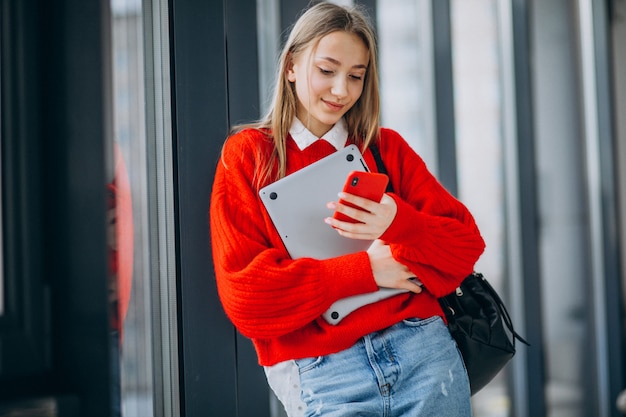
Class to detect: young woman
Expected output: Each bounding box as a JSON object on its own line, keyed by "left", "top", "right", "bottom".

{"left": 210, "top": 2, "right": 485, "bottom": 416}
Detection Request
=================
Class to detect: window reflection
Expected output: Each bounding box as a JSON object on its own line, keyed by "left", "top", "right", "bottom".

{"left": 378, "top": 0, "right": 514, "bottom": 413}
{"left": 452, "top": 0, "right": 510, "bottom": 415}
{"left": 531, "top": 2, "right": 587, "bottom": 415}
{"left": 378, "top": 0, "right": 437, "bottom": 170}
{"left": 111, "top": 0, "right": 178, "bottom": 414}
{"left": 111, "top": 0, "right": 154, "bottom": 414}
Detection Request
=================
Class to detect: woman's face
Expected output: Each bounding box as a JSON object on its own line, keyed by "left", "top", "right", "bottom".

{"left": 287, "top": 31, "right": 369, "bottom": 138}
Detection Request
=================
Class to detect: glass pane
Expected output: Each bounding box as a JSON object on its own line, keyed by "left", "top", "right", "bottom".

{"left": 377, "top": 0, "right": 437, "bottom": 170}
{"left": 451, "top": 0, "right": 511, "bottom": 415}
{"left": 111, "top": 0, "right": 179, "bottom": 414}
{"left": 532, "top": 2, "right": 587, "bottom": 415}
{"left": 613, "top": 1, "right": 626, "bottom": 412}
{"left": 111, "top": 0, "right": 156, "bottom": 414}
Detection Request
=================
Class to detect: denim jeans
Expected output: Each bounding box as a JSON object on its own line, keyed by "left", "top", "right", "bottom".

{"left": 287, "top": 316, "right": 471, "bottom": 417}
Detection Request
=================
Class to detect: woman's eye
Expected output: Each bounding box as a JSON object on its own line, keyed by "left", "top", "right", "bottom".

{"left": 350, "top": 74, "right": 363, "bottom": 81}
{"left": 318, "top": 67, "right": 333, "bottom": 75}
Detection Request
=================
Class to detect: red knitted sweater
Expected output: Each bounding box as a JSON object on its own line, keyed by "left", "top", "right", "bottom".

{"left": 209, "top": 127, "right": 485, "bottom": 366}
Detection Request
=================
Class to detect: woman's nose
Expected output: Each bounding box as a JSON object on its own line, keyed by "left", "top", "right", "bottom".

{"left": 331, "top": 77, "right": 348, "bottom": 98}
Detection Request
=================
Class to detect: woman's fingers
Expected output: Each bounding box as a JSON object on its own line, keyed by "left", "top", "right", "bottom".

{"left": 367, "top": 240, "right": 422, "bottom": 293}
{"left": 325, "top": 193, "right": 397, "bottom": 239}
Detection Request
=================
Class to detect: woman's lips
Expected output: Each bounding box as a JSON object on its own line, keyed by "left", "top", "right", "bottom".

{"left": 323, "top": 99, "right": 345, "bottom": 111}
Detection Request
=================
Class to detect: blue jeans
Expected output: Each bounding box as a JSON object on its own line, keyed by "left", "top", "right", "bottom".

{"left": 294, "top": 316, "right": 471, "bottom": 417}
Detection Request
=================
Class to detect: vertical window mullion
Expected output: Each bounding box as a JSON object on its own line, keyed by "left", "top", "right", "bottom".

{"left": 431, "top": 0, "right": 457, "bottom": 194}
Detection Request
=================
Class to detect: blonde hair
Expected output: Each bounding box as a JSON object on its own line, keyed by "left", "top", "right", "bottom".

{"left": 230, "top": 1, "right": 381, "bottom": 189}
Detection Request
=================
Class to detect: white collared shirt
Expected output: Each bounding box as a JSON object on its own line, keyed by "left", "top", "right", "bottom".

{"left": 289, "top": 117, "right": 348, "bottom": 151}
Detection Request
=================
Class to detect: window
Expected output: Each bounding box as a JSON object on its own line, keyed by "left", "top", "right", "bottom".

{"left": 110, "top": 0, "right": 178, "bottom": 414}
{"left": 378, "top": 0, "right": 437, "bottom": 170}
{"left": 452, "top": 0, "right": 512, "bottom": 414}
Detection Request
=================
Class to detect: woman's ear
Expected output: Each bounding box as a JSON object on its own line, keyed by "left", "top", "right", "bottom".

{"left": 286, "top": 53, "right": 296, "bottom": 82}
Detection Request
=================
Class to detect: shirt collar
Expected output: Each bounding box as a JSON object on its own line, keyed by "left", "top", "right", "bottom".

{"left": 289, "top": 117, "right": 348, "bottom": 151}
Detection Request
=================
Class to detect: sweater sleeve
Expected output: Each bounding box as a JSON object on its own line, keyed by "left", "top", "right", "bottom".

{"left": 377, "top": 129, "right": 485, "bottom": 297}
{"left": 209, "top": 131, "right": 379, "bottom": 339}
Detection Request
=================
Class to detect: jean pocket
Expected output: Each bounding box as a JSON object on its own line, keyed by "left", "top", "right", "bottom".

{"left": 401, "top": 315, "right": 441, "bottom": 327}
{"left": 294, "top": 356, "right": 324, "bottom": 374}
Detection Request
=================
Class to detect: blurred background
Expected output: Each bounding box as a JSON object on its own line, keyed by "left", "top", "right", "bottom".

{"left": 1, "top": 0, "right": 624, "bottom": 416}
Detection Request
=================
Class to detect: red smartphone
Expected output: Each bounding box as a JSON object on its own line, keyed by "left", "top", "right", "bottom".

{"left": 332, "top": 171, "right": 389, "bottom": 223}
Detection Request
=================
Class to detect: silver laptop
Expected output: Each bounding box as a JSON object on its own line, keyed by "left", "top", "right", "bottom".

{"left": 258, "top": 144, "right": 407, "bottom": 324}
{"left": 259, "top": 144, "right": 371, "bottom": 260}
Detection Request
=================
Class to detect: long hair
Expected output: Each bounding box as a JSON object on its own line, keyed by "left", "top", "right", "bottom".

{"left": 230, "top": 2, "right": 381, "bottom": 189}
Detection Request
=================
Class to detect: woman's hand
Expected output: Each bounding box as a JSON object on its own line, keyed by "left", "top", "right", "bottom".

{"left": 366, "top": 240, "right": 422, "bottom": 293}
{"left": 325, "top": 193, "right": 420, "bottom": 292}
{"left": 325, "top": 192, "right": 397, "bottom": 240}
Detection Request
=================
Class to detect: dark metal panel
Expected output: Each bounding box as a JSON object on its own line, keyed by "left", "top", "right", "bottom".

{"left": 224, "top": 0, "right": 271, "bottom": 415}
{"left": 0, "top": 0, "right": 113, "bottom": 413}
{"left": 169, "top": 0, "right": 238, "bottom": 415}
{"left": 356, "top": 0, "right": 377, "bottom": 23}
{"left": 235, "top": 334, "right": 270, "bottom": 417}
{"left": 431, "top": 0, "right": 457, "bottom": 195}
{"left": 37, "top": 0, "right": 115, "bottom": 415}
{"left": 510, "top": 0, "right": 547, "bottom": 415}
{"left": 0, "top": 0, "right": 48, "bottom": 387}
{"left": 355, "top": 0, "right": 378, "bottom": 58}
{"left": 226, "top": 0, "right": 260, "bottom": 126}
{"left": 280, "top": 0, "right": 309, "bottom": 38}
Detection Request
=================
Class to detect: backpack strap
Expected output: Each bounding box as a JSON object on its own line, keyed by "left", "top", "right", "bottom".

{"left": 369, "top": 145, "right": 393, "bottom": 193}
